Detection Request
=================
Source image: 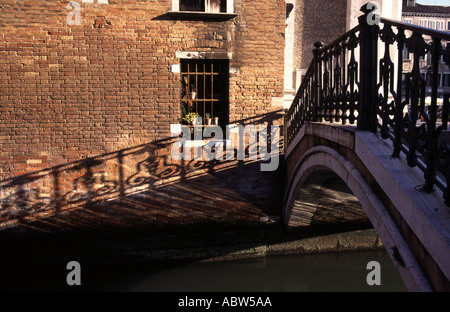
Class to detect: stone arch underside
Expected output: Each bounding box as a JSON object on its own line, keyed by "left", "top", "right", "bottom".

{"left": 284, "top": 145, "right": 433, "bottom": 292}
{"left": 285, "top": 166, "right": 370, "bottom": 228}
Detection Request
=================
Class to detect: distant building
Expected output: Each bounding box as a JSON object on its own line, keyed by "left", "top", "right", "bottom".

{"left": 402, "top": 0, "right": 450, "bottom": 96}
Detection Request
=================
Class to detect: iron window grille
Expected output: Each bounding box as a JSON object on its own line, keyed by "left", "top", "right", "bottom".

{"left": 180, "top": 59, "right": 229, "bottom": 128}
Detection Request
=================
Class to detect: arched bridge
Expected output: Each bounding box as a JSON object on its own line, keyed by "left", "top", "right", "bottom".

{"left": 283, "top": 5, "right": 450, "bottom": 292}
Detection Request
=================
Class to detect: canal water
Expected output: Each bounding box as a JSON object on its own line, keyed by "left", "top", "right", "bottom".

{"left": 74, "top": 248, "right": 406, "bottom": 292}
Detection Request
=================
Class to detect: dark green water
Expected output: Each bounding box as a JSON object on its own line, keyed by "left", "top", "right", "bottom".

{"left": 2, "top": 248, "right": 407, "bottom": 292}
{"left": 77, "top": 249, "right": 406, "bottom": 292}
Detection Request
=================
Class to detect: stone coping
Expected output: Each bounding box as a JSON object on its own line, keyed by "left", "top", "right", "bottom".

{"left": 96, "top": 229, "right": 383, "bottom": 264}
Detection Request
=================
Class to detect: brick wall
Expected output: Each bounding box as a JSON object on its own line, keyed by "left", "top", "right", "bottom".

{"left": 0, "top": 0, "right": 285, "bottom": 226}
{"left": 294, "top": 0, "right": 347, "bottom": 71}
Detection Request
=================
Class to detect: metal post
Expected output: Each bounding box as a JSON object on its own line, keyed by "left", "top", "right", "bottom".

{"left": 313, "top": 41, "right": 323, "bottom": 122}
{"left": 358, "top": 4, "right": 379, "bottom": 132}
{"left": 392, "top": 28, "right": 405, "bottom": 158}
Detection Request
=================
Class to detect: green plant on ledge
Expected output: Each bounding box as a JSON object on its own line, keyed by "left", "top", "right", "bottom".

{"left": 205, "top": 113, "right": 212, "bottom": 125}
{"left": 183, "top": 112, "right": 200, "bottom": 125}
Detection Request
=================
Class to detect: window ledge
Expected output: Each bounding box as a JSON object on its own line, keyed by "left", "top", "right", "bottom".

{"left": 167, "top": 11, "right": 238, "bottom": 21}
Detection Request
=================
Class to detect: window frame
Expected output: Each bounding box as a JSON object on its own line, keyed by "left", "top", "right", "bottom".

{"left": 180, "top": 58, "right": 230, "bottom": 129}
{"left": 443, "top": 73, "right": 450, "bottom": 88}
{"left": 403, "top": 46, "right": 410, "bottom": 61}
{"left": 170, "top": 0, "right": 237, "bottom": 19}
{"left": 403, "top": 18, "right": 412, "bottom": 25}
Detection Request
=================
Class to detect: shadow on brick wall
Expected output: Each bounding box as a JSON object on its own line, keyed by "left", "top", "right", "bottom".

{"left": 0, "top": 110, "right": 285, "bottom": 234}
{"left": 0, "top": 110, "right": 376, "bottom": 291}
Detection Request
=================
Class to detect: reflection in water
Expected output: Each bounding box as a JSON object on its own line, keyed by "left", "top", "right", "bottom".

{"left": 81, "top": 249, "right": 406, "bottom": 292}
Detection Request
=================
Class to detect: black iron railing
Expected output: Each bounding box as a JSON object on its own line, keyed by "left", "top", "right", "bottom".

{"left": 285, "top": 22, "right": 361, "bottom": 146}
{"left": 285, "top": 4, "right": 450, "bottom": 205}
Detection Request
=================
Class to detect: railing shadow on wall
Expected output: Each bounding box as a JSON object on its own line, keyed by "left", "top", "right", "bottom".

{"left": 284, "top": 3, "right": 450, "bottom": 206}
{"left": 0, "top": 110, "right": 284, "bottom": 230}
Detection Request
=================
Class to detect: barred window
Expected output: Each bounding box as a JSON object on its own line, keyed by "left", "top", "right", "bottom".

{"left": 180, "top": 59, "right": 229, "bottom": 128}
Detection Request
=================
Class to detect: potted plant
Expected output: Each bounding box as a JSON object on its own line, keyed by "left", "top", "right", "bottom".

{"left": 188, "top": 84, "right": 196, "bottom": 100}
{"left": 183, "top": 112, "right": 200, "bottom": 126}
{"left": 205, "top": 113, "right": 212, "bottom": 125}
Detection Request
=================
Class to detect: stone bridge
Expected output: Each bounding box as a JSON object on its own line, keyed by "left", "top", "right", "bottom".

{"left": 283, "top": 5, "right": 450, "bottom": 291}
{"left": 283, "top": 122, "right": 450, "bottom": 292}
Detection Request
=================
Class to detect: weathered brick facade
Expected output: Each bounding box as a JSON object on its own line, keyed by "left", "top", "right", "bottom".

{"left": 0, "top": 0, "right": 286, "bottom": 227}
{"left": 294, "top": 0, "right": 347, "bottom": 71}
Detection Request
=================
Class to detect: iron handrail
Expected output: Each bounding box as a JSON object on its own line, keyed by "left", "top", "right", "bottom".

{"left": 285, "top": 4, "right": 450, "bottom": 205}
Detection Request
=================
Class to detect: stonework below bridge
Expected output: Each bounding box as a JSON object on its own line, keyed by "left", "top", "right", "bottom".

{"left": 286, "top": 169, "right": 369, "bottom": 228}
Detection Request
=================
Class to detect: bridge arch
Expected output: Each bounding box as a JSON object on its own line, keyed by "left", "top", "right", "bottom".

{"left": 282, "top": 123, "right": 450, "bottom": 291}
{"left": 284, "top": 144, "right": 432, "bottom": 292}
{"left": 284, "top": 166, "right": 367, "bottom": 229}
{"left": 284, "top": 145, "right": 379, "bottom": 229}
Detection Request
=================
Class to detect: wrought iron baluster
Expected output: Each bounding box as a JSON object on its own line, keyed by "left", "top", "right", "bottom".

{"left": 313, "top": 41, "right": 323, "bottom": 122}
{"left": 329, "top": 48, "right": 336, "bottom": 122}
{"left": 392, "top": 27, "right": 406, "bottom": 158}
{"left": 404, "top": 32, "right": 429, "bottom": 168}
{"left": 436, "top": 94, "right": 450, "bottom": 205}
{"left": 333, "top": 43, "right": 343, "bottom": 123}
{"left": 322, "top": 50, "right": 331, "bottom": 122}
{"left": 340, "top": 39, "right": 348, "bottom": 124}
{"left": 306, "top": 75, "right": 313, "bottom": 121}
{"left": 347, "top": 32, "right": 360, "bottom": 125}
{"left": 377, "top": 24, "right": 396, "bottom": 140}
{"left": 421, "top": 38, "right": 443, "bottom": 192}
